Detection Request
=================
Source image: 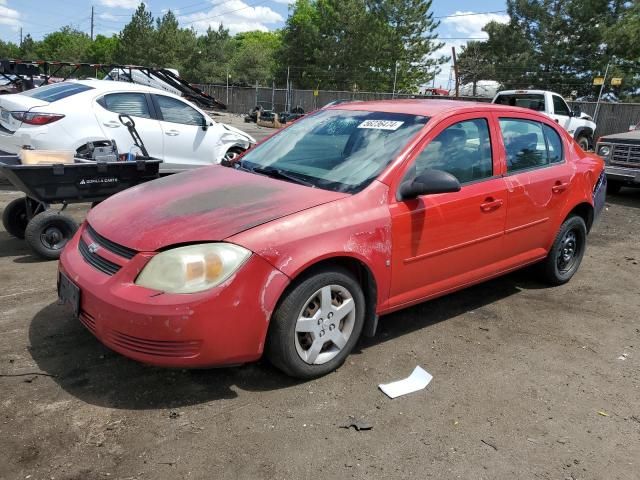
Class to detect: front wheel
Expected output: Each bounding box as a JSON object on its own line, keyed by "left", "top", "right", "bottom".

{"left": 24, "top": 211, "right": 79, "bottom": 260}
{"left": 222, "top": 147, "right": 245, "bottom": 164}
{"left": 577, "top": 135, "right": 590, "bottom": 151}
{"left": 266, "top": 268, "right": 366, "bottom": 379}
{"left": 539, "top": 215, "right": 587, "bottom": 285}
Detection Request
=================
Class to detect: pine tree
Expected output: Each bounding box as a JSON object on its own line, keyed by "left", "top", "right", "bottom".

{"left": 116, "top": 3, "right": 155, "bottom": 65}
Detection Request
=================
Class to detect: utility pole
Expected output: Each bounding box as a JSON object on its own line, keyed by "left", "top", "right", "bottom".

{"left": 452, "top": 46, "right": 459, "bottom": 97}
{"left": 19, "top": 27, "right": 22, "bottom": 47}
{"left": 593, "top": 62, "right": 610, "bottom": 124}
{"left": 226, "top": 67, "right": 229, "bottom": 107}
{"left": 90, "top": 6, "right": 94, "bottom": 40}
{"left": 392, "top": 61, "right": 398, "bottom": 98}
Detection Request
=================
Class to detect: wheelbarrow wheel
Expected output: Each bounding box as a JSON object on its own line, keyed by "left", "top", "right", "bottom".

{"left": 24, "top": 211, "right": 79, "bottom": 260}
{"left": 2, "top": 197, "right": 30, "bottom": 239}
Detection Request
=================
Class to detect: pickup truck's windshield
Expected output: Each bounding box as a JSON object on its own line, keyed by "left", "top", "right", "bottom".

{"left": 494, "top": 93, "right": 545, "bottom": 112}
{"left": 240, "top": 109, "right": 429, "bottom": 193}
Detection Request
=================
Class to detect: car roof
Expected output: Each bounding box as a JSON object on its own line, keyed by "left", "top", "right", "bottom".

{"left": 326, "top": 98, "right": 546, "bottom": 118}
{"left": 496, "top": 90, "right": 549, "bottom": 95}
{"left": 68, "top": 79, "right": 168, "bottom": 94}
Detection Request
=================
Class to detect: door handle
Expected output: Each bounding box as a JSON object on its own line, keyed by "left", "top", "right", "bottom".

{"left": 480, "top": 198, "right": 504, "bottom": 212}
{"left": 103, "top": 121, "right": 120, "bottom": 128}
{"left": 555, "top": 119, "right": 560, "bottom": 123}
{"left": 165, "top": 130, "right": 180, "bottom": 136}
{"left": 552, "top": 182, "right": 569, "bottom": 193}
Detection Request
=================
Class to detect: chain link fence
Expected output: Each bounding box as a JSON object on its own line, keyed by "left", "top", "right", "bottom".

{"left": 197, "top": 84, "right": 640, "bottom": 138}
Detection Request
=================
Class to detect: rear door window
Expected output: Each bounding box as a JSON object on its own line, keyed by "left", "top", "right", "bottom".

{"left": 500, "top": 118, "right": 563, "bottom": 172}
{"left": 153, "top": 95, "right": 204, "bottom": 126}
{"left": 98, "top": 92, "right": 152, "bottom": 119}
{"left": 543, "top": 124, "right": 564, "bottom": 163}
{"left": 20, "top": 82, "right": 93, "bottom": 102}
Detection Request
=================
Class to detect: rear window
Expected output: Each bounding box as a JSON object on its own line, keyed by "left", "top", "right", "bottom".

{"left": 495, "top": 93, "right": 545, "bottom": 112}
{"left": 20, "top": 82, "right": 94, "bottom": 102}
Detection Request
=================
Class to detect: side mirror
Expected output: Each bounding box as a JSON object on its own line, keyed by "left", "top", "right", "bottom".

{"left": 572, "top": 105, "right": 581, "bottom": 117}
{"left": 201, "top": 116, "right": 208, "bottom": 131}
{"left": 399, "top": 169, "right": 461, "bottom": 200}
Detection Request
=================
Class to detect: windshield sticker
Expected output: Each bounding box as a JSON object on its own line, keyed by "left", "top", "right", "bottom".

{"left": 357, "top": 120, "right": 404, "bottom": 130}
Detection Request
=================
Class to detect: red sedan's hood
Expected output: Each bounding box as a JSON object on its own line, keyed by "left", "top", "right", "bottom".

{"left": 87, "top": 166, "right": 348, "bottom": 252}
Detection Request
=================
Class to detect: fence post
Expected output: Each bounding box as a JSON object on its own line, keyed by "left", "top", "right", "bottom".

{"left": 254, "top": 81, "right": 258, "bottom": 109}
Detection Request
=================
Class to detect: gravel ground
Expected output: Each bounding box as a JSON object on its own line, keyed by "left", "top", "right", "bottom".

{"left": 0, "top": 143, "right": 639, "bottom": 479}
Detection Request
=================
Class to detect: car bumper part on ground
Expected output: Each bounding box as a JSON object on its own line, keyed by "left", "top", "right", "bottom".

{"left": 605, "top": 165, "right": 640, "bottom": 185}
{"left": 59, "top": 223, "right": 290, "bottom": 368}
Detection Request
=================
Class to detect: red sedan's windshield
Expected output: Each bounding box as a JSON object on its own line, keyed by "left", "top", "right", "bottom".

{"left": 240, "top": 109, "right": 429, "bottom": 193}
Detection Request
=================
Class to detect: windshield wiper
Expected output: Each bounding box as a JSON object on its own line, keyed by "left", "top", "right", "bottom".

{"left": 249, "top": 166, "right": 315, "bottom": 187}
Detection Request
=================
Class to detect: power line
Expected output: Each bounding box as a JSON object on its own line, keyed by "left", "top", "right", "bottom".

{"left": 180, "top": 0, "right": 271, "bottom": 26}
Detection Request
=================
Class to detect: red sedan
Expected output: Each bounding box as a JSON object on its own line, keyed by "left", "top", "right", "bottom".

{"left": 58, "top": 100, "right": 606, "bottom": 378}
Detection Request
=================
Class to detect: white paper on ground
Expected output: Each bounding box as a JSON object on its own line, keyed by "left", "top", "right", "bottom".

{"left": 378, "top": 366, "right": 433, "bottom": 399}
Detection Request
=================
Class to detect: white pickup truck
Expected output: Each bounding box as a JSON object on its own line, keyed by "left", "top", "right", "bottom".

{"left": 492, "top": 90, "right": 597, "bottom": 151}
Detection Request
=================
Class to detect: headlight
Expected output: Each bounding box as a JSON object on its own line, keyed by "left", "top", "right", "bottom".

{"left": 135, "top": 243, "right": 251, "bottom": 294}
{"left": 598, "top": 145, "right": 611, "bottom": 157}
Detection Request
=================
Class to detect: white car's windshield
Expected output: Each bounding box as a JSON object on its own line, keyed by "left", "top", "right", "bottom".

{"left": 240, "top": 109, "right": 429, "bottom": 193}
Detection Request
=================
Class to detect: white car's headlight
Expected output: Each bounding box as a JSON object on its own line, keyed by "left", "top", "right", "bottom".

{"left": 135, "top": 243, "right": 251, "bottom": 294}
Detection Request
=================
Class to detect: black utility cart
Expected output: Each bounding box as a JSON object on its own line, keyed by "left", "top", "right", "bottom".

{"left": 1, "top": 156, "right": 160, "bottom": 260}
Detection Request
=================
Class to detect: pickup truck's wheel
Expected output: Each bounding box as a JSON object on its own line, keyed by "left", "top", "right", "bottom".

{"left": 576, "top": 135, "right": 590, "bottom": 151}
{"left": 266, "top": 267, "right": 365, "bottom": 379}
{"left": 24, "top": 211, "right": 78, "bottom": 260}
{"left": 607, "top": 180, "right": 622, "bottom": 195}
{"left": 540, "top": 215, "right": 587, "bottom": 285}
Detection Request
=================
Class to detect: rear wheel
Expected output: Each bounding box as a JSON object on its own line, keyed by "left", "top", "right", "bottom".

{"left": 24, "top": 211, "right": 79, "bottom": 260}
{"left": 266, "top": 268, "right": 365, "bottom": 379}
{"left": 539, "top": 215, "right": 587, "bottom": 285}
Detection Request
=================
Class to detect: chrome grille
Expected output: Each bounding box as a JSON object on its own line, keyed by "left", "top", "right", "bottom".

{"left": 610, "top": 144, "right": 640, "bottom": 167}
{"left": 78, "top": 237, "right": 121, "bottom": 275}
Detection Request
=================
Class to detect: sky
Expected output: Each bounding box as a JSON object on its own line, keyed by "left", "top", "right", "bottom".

{"left": 0, "top": 0, "right": 508, "bottom": 89}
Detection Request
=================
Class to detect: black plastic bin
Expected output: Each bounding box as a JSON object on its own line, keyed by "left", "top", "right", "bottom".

{"left": 0, "top": 156, "right": 161, "bottom": 204}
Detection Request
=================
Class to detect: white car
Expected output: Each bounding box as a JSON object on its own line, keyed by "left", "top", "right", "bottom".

{"left": 0, "top": 80, "right": 255, "bottom": 172}
{"left": 492, "top": 90, "right": 597, "bottom": 151}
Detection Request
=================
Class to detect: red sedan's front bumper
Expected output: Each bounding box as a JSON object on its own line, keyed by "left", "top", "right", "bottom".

{"left": 59, "top": 224, "right": 290, "bottom": 368}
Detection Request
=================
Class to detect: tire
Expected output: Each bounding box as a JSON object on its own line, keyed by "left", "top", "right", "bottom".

{"left": 220, "top": 147, "right": 246, "bottom": 166}
{"left": 265, "top": 267, "right": 366, "bottom": 379}
{"left": 24, "top": 211, "right": 79, "bottom": 260}
{"left": 2, "top": 197, "right": 29, "bottom": 239}
{"left": 540, "top": 215, "right": 587, "bottom": 286}
{"left": 607, "top": 180, "right": 622, "bottom": 195}
{"left": 577, "top": 135, "right": 590, "bottom": 151}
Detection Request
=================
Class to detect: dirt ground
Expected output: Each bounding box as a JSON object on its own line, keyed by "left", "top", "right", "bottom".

{"left": 1, "top": 131, "right": 639, "bottom": 479}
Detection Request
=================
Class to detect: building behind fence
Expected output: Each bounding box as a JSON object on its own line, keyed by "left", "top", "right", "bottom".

{"left": 196, "top": 84, "right": 640, "bottom": 139}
